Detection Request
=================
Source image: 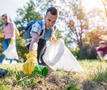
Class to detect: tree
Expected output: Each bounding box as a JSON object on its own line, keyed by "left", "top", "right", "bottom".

{"left": 83, "top": 29, "right": 102, "bottom": 46}
{"left": 68, "top": 2, "right": 88, "bottom": 49}
{"left": 85, "top": 8, "right": 107, "bottom": 44}
{"left": 15, "top": 0, "right": 42, "bottom": 32}
{"left": 87, "top": 8, "right": 107, "bottom": 31}
{"left": 15, "top": 0, "right": 89, "bottom": 49}
{"left": 34, "top": 0, "right": 55, "bottom": 14}
{"left": 0, "top": 18, "right": 4, "bottom": 31}
{"left": 101, "top": 0, "right": 107, "bottom": 17}
{"left": 37, "top": 0, "right": 89, "bottom": 48}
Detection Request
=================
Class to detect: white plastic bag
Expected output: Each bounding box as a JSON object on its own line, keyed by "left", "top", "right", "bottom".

{"left": 43, "top": 39, "right": 83, "bottom": 72}
{"left": 104, "top": 54, "right": 107, "bottom": 60}
{"left": 3, "top": 43, "right": 19, "bottom": 60}
{"left": 43, "top": 39, "right": 65, "bottom": 66}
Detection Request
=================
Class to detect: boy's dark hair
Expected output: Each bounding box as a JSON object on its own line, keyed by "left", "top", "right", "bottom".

{"left": 46, "top": 7, "right": 57, "bottom": 15}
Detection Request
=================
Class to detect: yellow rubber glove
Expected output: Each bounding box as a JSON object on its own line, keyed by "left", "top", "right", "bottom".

{"left": 23, "top": 58, "right": 38, "bottom": 74}
{"left": 51, "top": 38, "right": 60, "bottom": 43}
{"left": 10, "top": 37, "right": 14, "bottom": 44}
{"left": 0, "top": 35, "right": 4, "bottom": 38}
{"left": 26, "top": 51, "right": 37, "bottom": 59}
{"left": 23, "top": 51, "right": 37, "bottom": 74}
{"left": 99, "top": 57, "right": 104, "bottom": 62}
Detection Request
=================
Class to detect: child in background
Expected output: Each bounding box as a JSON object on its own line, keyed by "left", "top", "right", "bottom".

{"left": 96, "top": 41, "right": 107, "bottom": 61}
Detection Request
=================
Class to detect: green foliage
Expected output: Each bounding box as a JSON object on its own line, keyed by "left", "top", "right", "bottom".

{"left": 0, "top": 18, "right": 4, "bottom": 30}
{"left": 55, "top": 29, "right": 63, "bottom": 38}
{"left": 66, "top": 83, "right": 81, "bottom": 90}
{"left": 1, "top": 60, "right": 107, "bottom": 89}
{"left": 0, "top": 38, "right": 3, "bottom": 56}
{"left": 78, "top": 45, "right": 97, "bottom": 59}
{"left": 68, "top": 47, "right": 80, "bottom": 59}
{"left": 64, "top": 31, "right": 76, "bottom": 48}
{"left": 15, "top": 0, "right": 43, "bottom": 32}
{"left": 0, "top": 28, "right": 4, "bottom": 56}
{"left": 15, "top": 68, "right": 21, "bottom": 80}
{"left": 16, "top": 37, "right": 28, "bottom": 61}
{"left": 35, "top": 0, "right": 55, "bottom": 13}
{"left": 14, "top": 73, "right": 37, "bottom": 88}
{"left": 0, "top": 84, "right": 11, "bottom": 90}
{"left": 65, "top": 80, "right": 81, "bottom": 90}
{"left": 93, "top": 63, "right": 107, "bottom": 83}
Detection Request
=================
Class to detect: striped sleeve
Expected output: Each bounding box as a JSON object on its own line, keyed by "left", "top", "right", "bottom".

{"left": 31, "top": 22, "right": 42, "bottom": 35}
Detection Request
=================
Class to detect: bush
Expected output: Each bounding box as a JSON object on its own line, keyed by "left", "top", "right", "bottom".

{"left": 78, "top": 45, "right": 97, "bottom": 59}
{"left": 68, "top": 47, "right": 80, "bottom": 59}
{"left": 16, "top": 37, "right": 29, "bottom": 62}
{"left": 0, "top": 38, "right": 3, "bottom": 56}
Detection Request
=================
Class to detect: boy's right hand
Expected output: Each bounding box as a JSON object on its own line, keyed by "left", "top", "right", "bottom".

{"left": 23, "top": 58, "right": 37, "bottom": 74}
{"left": 23, "top": 51, "right": 38, "bottom": 74}
{"left": 99, "top": 57, "right": 104, "bottom": 62}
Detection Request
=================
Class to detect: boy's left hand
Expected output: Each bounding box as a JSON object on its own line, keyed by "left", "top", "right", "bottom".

{"left": 51, "top": 38, "right": 60, "bottom": 43}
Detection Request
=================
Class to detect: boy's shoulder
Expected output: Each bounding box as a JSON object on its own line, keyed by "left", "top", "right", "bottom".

{"left": 32, "top": 20, "right": 44, "bottom": 27}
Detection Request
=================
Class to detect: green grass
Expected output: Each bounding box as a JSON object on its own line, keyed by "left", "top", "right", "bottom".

{"left": 0, "top": 60, "right": 107, "bottom": 90}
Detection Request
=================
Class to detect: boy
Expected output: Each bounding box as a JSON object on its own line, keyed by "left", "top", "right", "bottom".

{"left": 29, "top": 7, "right": 58, "bottom": 65}
{"left": 96, "top": 41, "right": 107, "bottom": 61}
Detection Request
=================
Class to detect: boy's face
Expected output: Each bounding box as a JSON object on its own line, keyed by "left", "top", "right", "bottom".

{"left": 45, "top": 12, "right": 57, "bottom": 29}
{"left": 99, "top": 43, "right": 106, "bottom": 48}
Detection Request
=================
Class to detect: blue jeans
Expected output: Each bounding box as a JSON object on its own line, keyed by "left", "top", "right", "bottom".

{"left": 0, "top": 39, "right": 11, "bottom": 63}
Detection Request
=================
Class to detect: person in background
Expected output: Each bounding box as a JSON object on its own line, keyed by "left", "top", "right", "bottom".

{"left": 0, "top": 14, "right": 19, "bottom": 63}
{"left": 96, "top": 41, "right": 107, "bottom": 62}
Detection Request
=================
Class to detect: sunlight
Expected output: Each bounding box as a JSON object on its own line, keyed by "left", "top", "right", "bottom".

{"left": 82, "top": 0, "right": 104, "bottom": 12}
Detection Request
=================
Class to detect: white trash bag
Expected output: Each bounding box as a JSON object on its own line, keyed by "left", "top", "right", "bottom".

{"left": 104, "top": 54, "right": 107, "bottom": 60}
{"left": 43, "top": 39, "right": 83, "bottom": 72}
{"left": 3, "top": 43, "right": 19, "bottom": 60}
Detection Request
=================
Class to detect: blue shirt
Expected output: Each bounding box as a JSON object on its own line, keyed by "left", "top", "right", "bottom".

{"left": 31, "top": 20, "right": 56, "bottom": 41}
{"left": 43, "top": 29, "right": 52, "bottom": 41}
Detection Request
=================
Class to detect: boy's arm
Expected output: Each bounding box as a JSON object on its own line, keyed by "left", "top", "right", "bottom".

{"left": 29, "top": 22, "right": 41, "bottom": 51}
{"left": 96, "top": 48, "right": 104, "bottom": 61}
{"left": 29, "top": 33, "right": 39, "bottom": 51}
{"left": 96, "top": 47, "right": 103, "bottom": 57}
{"left": 97, "top": 51, "right": 103, "bottom": 57}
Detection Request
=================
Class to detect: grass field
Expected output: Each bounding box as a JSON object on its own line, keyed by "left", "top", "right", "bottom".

{"left": 0, "top": 60, "right": 107, "bottom": 90}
